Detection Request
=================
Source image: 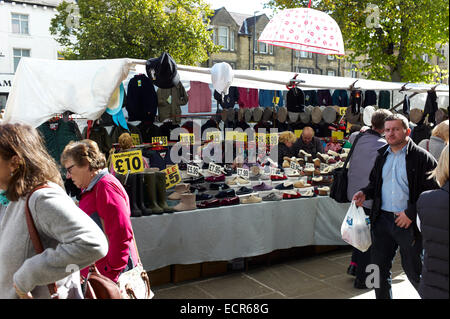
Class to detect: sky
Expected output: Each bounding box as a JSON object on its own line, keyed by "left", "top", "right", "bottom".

{"left": 205, "top": 0, "right": 276, "bottom": 17}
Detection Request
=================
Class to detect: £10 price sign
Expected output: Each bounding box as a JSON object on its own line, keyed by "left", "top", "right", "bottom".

{"left": 111, "top": 150, "right": 144, "bottom": 174}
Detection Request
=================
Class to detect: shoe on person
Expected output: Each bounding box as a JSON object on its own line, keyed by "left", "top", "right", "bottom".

{"left": 347, "top": 264, "right": 357, "bottom": 277}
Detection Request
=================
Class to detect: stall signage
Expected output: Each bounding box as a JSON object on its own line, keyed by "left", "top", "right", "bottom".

{"left": 131, "top": 134, "right": 141, "bottom": 146}
{"left": 164, "top": 164, "right": 181, "bottom": 189}
{"left": 295, "top": 130, "right": 303, "bottom": 138}
{"left": 332, "top": 131, "right": 344, "bottom": 140}
{"left": 267, "top": 133, "right": 279, "bottom": 146}
{"left": 290, "top": 161, "right": 301, "bottom": 171}
{"left": 111, "top": 150, "right": 144, "bottom": 174}
{"left": 237, "top": 168, "right": 250, "bottom": 179}
{"left": 206, "top": 131, "right": 221, "bottom": 143}
{"left": 151, "top": 136, "right": 168, "bottom": 146}
{"left": 180, "top": 133, "right": 195, "bottom": 145}
{"left": 187, "top": 164, "right": 200, "bottom": 177}
{"left": 208, "top": 163, "right": 223, "bottom": 175}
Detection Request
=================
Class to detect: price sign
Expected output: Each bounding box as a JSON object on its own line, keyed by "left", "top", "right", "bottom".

{"left": 235, "top": 132, "right": 247, "bottom": 142}
{"left": 295, "top": 130, "right": 303, "bottom": 138}
{"left": 305, "top": 163, "right": 315, "bottom": 169}
{"left": 346, "top": 123, "right": 353, "bottom": 134}
{"left": 206, "top": 131, "right": 221, "bottom": 143}
{"left": 270, "top": 167, "right": 282, "bottom": 176}
{"left": 208, "top": 163, "right": 223, "bottom": 175}
{"left": 273, "top": 96, "right": 280, "bottom": 106}
{"left": 255, "top": 133, "right": 267, "bottom": 144}
{"left": 151, "top": 136, "right": 168, "bottom": 146}
{"left": 111, "top": 150, "right": 144, "bottom": 174}
{"left": 180, "top": 133, "right": 195, "bottom": 145}
{"left": 237, "top": 168, "right": 250, "bottom": 180}
{"left": 339, "top": 107, "right": 347, "bottom": 116}
{"left": 290, "top": 161, "right": 301, "bottom": 171}
{"left": 320, "top": 163, "right": 328, "bottom": 171}
{"left": 131, "top": 134, "right": 141, "bottom": 146}
{"left": 187, "top": 164, "right": 200, "bottom": 177}
{"left": 267, "top": 133, "right": 279, "bottom": 146}
{"left": 164, "top": 164, "right": 181, "bottom": 189}
{"left": 332, "top": 131, "right": 344, "bottom": 140}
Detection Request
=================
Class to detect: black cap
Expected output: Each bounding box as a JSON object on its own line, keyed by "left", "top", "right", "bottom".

{"left": 146, "top": 52, "right": 180, "bottom": 89}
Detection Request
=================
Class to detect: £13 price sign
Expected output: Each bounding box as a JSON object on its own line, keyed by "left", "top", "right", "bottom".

{"left": 164, "top": 164, "right": 181, "bottom": 189}
{"left": 111, "top": 150, "right": 144, "bottom": 174}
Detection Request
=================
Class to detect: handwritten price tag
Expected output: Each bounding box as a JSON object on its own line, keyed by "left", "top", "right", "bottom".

{"left": 206, "top": 131, "right": 221, "bottom": 143}
{"left": 131, "top": 134, "right": 141, "bottom": 146}
{"left": 180, "top": 133, "right": 195, "bottom": 145}
{"left": 270, "top": 167, "right": 282, "bottom": 176}
{"left": 290, "top": 161, "right": 301, "bottom": 171}
{"left": 111, "top": 150, "right": 144, "bottom": 174}
{"left": 237, "top": 168, "right": 249, "bottom": 179}
{"left": 187, "top": 164, "right": 200, "bottom": 177}
{"left": 208, "top": 163, "right": 223, "bottom": 175}
{"left": 339, "top": 107, "right": 347, "bottom": 116}
{"left": 164, "top": 164, "right": 181, "bottom": 189}
{"left": 151, "top": 136, "right": 168, "bottom": 146}
{"left": 267, "top": 133, "right": 279, "bottom": 146}
{"left": 305, "top": 163, "right": 315, "bottom": 169}
{"left": 255, "top": 133, "right": 267, "bottom": 144}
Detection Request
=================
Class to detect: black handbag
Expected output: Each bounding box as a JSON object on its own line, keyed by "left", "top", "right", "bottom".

{"left": 330, "top": 132, "right": 364, "bottom": 203}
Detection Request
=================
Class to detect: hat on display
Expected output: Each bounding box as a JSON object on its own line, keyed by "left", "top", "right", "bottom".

{"left": 311, "top": 106, "right": 322, "bottom": 124}
{"left": 262, "top": 107, "right": 273, "bottom": 122}
{"left": 288, "top": 111, "right": 300, "bottom": 123}
{"left": 345, "top": 107, "right": 361, "bottom": 124}
{"left": 253, "top": 107, "right": 263, "bottom": 122}
{"left": 221, "top": 108, "right": 228, "bottom": 122}
{"left": 409, "top": 108, "right": 424, "bottom": 124}
{"left": 322, "top": 106, "right": 338, "bottom": 124}
{"left": 363, "top": 106, "right": 376, "bottom": 126}
{"left": 238, "top": 108, "right": 245, "bottom": 122}
{"left": 300, "top": 106, "right": 312, "bottom": 124}
{"left": 146, "top": 52, "right": 180, "bottom": 89}
{"left": 211, "top": 62, "right": 234, "bottom": 96}
{"left": 277, "top": 106, "right": 288, "bottom": 123}
{"left": 227, "top": 108, "right": 236, "bottom": 122}
{"left": 244, "top": 108, "right": 252, "bottom": 122}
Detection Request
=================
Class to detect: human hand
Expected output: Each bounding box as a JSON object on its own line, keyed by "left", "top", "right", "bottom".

{"left": 395, "top": 211, "right": 412, "bottom": 229}
{"left": 13, "top": 283, "right": 33, "bottom": 299}
{"left": 352, "top": 191, "right": 366, "bottom": 207}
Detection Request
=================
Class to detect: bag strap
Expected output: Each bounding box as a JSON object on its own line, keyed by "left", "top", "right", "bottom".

{"left": 427, "top": 140, "right": 430, "bottom": 152}
{"left": 344, "top": 131, "right": 364, "bottom": 169}
{"left": 25, "top": 184, "right": 59, "bottom": 299}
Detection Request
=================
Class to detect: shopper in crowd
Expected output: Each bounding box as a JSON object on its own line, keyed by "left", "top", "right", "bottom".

{"left": 0, "top": 123, "right": 107, "bottom": 299}
{"left": 61, "top": 139, "right": 139, "bottom": 283}
{"left": 277, "top": 131, "right": 297, "bottom": 166}
{"left": 346, "top": 109, "right": 391, "bottom": 289}
{"left": 417, "top": 145, "right": 449, "bottom": 299}
{"left": 291, "top": 126, "right": 324, "bottom": 158}
{"left": 353, "top": 113, "right": 438, "bottom": 299}
{"left": 418, "top": 120, "right": 449, "bottom": 161}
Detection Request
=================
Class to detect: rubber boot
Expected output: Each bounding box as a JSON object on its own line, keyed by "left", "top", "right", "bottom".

{"left": 125, "top": 174, "right": 142, "bottom": 217}
{"left": 136, "top": 173, "right": 152, "bottom": 216}
{"left": 155, "top": 171, "right": 174, "bottom": 213}
{"left": 143, "top": 172, "right": 163, "bottom": 214}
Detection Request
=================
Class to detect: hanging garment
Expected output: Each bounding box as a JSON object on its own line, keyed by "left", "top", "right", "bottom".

{"left": 82, "top": 122, "right": 112, "bottom": 156}
{"left": 126, "top": 74, "right": 158, "bottom": 122}
{"left": 157, "top": 82, "right": 189, "bottom": 124}
{"left": 214, "top": 86, "right": 239, "bottom": 109}
{"left": 238, "top": 87, "right": 259, "bottom": 108}
{"left": 137, "top": 121, "right": 163, "bottom": 144}
{"left": 402, "top": 94, "right": 411, "bottom": 115}
{"left": 37, "top": 119, "right": 82, "bottom": 166}
{"left": 378, "top": 90, "right": 391, "bottom": 109}
{"left": 110, "top": 123, "right": 143, "bottom": 145}
{"left": 332, "top": 90, "right": 349, "bottom": 107}
{"left": 424, "top": 90, "right": 439, "bottom": 124}
{"left": 363, "top": 90, "right": 377, "bottom": 107}
{"left": 188, "top": 81, "right": 212, "bottom": 113}
{"left": 286, "top": 87, "right": 305, "bottom": 113}
{"left": 317, "top": 90, "right": 333, "bottom": 106}
{"left": 159, "top": 121, "right": 181, "bottom": 142}
{"left": 258, "top": 90, "right": 284, "bottom": 107}
{"left": 349, "top": 90, "right": 363, "bottom": 114}
{"left": 304, "top": 90, "right": 318, "bottom": 106}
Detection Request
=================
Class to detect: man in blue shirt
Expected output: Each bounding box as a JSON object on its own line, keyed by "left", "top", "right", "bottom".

{"left": 353, "top": 114, "right": 438, "bottom": 299}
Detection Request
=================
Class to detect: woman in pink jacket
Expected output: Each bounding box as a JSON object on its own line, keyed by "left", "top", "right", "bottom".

{"left": 61, "top": 139, "right": 139, "bottom": 283}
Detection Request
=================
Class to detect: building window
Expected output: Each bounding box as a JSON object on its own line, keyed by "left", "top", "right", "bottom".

{"left": 218, "top": 27, "right": 229, "bottom": 50}
{"left": 269, "top": 45, "right": 274, "bottom": 55}
{"left": 351, "top": 65, "right": 358, "bottom": 78}
{"left": 259, "top": 41, "right": 267, "bottom": 54}
{"left": 327, "top": 70, "right": 336, "bottom": 76}
{"left": 422, "top": 54, "right": 429, "bottom": 63}
{"left": 439, "top": 49, "right": 446, "bottom": 63}
{"left": 327, "top": 55, "right": 335, "bottom": 61}
{"left": 259, "top": 65, "right": 270, "bottom": 71}
{"left": 13, "top": 48, "right": 30, "bottom": 72}
{"left": 230, "top": 32, "right": 235, "bottom": 51}
{"left": 295, "top": 67, "right": 313, "bottom": 74}
{"left": 12, "top": 13, "right": 29, "bottom": 35}
{"left": 296, "top": 51, "right": 313, "bottom": 59}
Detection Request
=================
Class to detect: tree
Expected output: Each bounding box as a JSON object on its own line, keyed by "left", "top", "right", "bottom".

{"left": 50, "top": 0, "right": 220, "bottom": 65}
{"left": 265, "top": 0, "right": 449, "bottom": 83}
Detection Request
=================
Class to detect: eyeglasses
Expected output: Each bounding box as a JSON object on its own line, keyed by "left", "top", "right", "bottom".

{"left": 65, "top": 164, "right": 75, "bottom": 176}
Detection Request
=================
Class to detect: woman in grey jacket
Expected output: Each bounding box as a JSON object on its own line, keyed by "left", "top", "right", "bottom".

{"left": 418, "top": 120, "right": 448, "bottom": 161}
{"left": 0, "top": 123, "right": 108, "bottom": 299}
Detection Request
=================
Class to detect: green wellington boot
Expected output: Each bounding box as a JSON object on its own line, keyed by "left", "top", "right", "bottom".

{"left": 143, "top": 171, "right": 164, "bottom": 214}
{"left": 155, "top": 171, "right": 174, "bottom": 213}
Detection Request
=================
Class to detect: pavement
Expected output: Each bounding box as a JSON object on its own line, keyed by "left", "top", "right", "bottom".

{"left": 152, "top": 247, "right": 420, "bottom": 299}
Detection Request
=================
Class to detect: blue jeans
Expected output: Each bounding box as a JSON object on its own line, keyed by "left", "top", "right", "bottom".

{"left": 370, "top": 211, "right": 423, "bottom": 299}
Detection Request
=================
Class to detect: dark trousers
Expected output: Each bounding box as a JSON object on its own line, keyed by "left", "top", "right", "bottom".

{"left": 371, "top": 212, "right": 423, "bottom": 299}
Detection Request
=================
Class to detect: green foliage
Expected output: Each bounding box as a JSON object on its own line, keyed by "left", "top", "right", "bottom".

{"left": 50, "top": 0, "right": 220, "bottom": 65}
{"left": 265, "top": 0, "right": 449, "bottom": 83}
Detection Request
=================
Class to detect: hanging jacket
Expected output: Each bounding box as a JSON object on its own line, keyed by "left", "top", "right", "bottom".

{"left": 317, "top": 90, "right": 333, "bottom": 106}
{"left": 157, "top": 82, "right": 188, "bottom": 124}
{"left": 403, "top": 94, "right": 411, "bottom": 115}
{"left": 82, "top": 123, "right": 112, "bottom": 156}
{"left": 424, "top": 90, "right": 438, "bottom": 124}
{"left": 126, "top": 74, "right": 158, "bottom": 122}
{"left": 137, "top": 121, "right": 163, "bottom": 144}
{"left": 304, "top": 90, "right": 318, "bottom": 106}
{"left": 238, "top": 87, "right": 259, "bottom": 108}
{"left": 363, "top": 90, "right": 377, "bottom": 107}
{"left": 110, "top": 123, "right": 143, "bottom": 145}
{"left": 332, "top": 89, "right": 349, "bottom": 107}
{"left": 159, "top": 121, "right": 181, "bottom": 142}
{"left": 37, "top": 119, "right": 82, "bottom": 166}
{"left": 214, "top": 86, "right": 239, "bottom": 109}
{"left": 349, "top": 90, "right": 363, "bottom": 114}
{"left": 378, "top": 90, "right": 391, "bottom": 109}
{"left": 188, "top": 81, "right": 212, "bottom": 113}
{"left": 258, "top": 90, "right": 284, "bottom": 107}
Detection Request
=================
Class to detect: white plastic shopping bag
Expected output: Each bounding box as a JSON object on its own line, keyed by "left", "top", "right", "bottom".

{"left": 341, "top": 201, "right": 372, "bottom": 252}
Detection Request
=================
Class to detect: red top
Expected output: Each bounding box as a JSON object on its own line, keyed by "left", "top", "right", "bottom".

{"left": 238, "top": 87, "right": 259, "bottom": 108}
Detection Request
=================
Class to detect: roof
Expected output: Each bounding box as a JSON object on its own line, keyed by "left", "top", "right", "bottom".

{"left": 212, "top": 7, "right": 266, "bottom": 35}
{"left": 4, "top": 0, "right": 68, "bottom": 7}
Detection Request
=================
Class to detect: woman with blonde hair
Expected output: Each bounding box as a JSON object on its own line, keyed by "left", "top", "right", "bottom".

{"left": 419, "top": 120, "right": 449, "bottom": 160}
{"left": 277, "top": 131, "right": 297, "bottom": 168}
{"left": 417, "top": 144, "right": 449, "bottom": 299}
{"left": 0, "top": 123, "right": 107, "bottom": 298}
